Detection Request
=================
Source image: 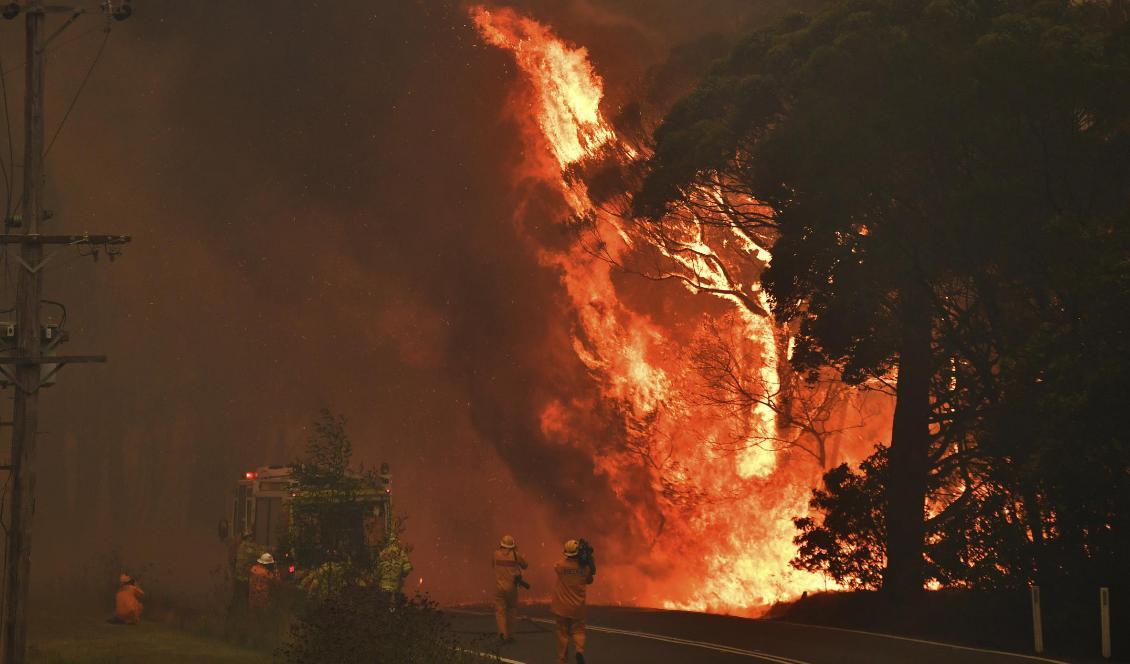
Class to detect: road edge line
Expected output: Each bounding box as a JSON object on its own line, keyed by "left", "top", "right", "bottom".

{"left": 445, "top": 608, "right": 809, "bottom": 663}
{"left": 768, "top": 620, "right": 1070, "bottom": 664}
{"left": 524, "top": 616, "right": 809, "bottom": 664}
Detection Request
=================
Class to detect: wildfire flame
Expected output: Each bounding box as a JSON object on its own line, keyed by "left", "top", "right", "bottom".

{"left": 472, "top": 8, "right": 618, "bottom": 168}
{"left": 471, "top": 5, "right": 879, "bottom": 614}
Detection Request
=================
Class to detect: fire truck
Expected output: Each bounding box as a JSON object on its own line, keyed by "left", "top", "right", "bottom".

{"left": 218, "top": 462, "right": 394, "bottom": 581}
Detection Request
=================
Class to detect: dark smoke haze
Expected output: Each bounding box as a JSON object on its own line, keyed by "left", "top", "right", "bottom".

{"left": 0, "top": 0, "right": 813, "bottom": 608}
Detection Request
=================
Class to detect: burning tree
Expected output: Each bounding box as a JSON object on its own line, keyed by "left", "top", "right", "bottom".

{"left": 471, "top": 0, "right": 1129, "bottom": 610}
{"left": 471, "top": 5, "right": 866, "bottom": 612}
{"left": 635, "top": 0, "right": 1130, "bottom": 599}
{"left": 691, "top": 315, "right": 870, "bottom": 470}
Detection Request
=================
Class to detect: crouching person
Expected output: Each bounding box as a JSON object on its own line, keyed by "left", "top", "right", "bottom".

{"left": 113, "top": 573, "right": 145, "bottom": 625}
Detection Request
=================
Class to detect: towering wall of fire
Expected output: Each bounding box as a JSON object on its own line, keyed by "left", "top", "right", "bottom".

{"left": 471, "top": 6, "right": 890, "bottom": 613}
{"left": 14, "top": 0, "right": 886, "bottom": 613}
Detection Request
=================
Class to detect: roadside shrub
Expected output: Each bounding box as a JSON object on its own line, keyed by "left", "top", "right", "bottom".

{"left": 278, "top": 587, "right": 495, "bottom": 664}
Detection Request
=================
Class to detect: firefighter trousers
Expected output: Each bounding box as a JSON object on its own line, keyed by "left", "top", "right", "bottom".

{"left": 554, "top": 614, "right": 585, "bottom": 663}
{"left": 494, "top": 588, "right": 518, "bottom": 638}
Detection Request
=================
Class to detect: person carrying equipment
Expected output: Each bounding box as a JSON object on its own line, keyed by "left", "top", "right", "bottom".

{"left": 552, "top": 539, "right": 594, "bottom": 664}
{"left": 492, "top": 534, "right": 528, "bottom": 642}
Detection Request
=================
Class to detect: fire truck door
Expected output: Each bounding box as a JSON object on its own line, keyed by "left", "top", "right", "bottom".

{"left": 254, "top": 497, "right": 284, "bottom": 547}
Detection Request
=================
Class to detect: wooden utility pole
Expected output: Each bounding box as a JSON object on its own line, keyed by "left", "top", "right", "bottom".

{"left": 2, "top": 2, "right": 46, "bottom": 660}
{"left": 0, "top": 3, "right": 131, "bottom": 661}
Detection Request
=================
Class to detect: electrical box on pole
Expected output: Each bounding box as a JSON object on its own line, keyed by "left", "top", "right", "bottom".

{"left": 0, "top": 322, "right": 69, "bottom": 388}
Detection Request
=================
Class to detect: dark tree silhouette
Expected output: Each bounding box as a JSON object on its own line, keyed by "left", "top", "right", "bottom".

{"left": 636, "top": 0, "right": 1130, "bottom": 599}
{"left": 287, "top": 410, "right": 384, "bottom": 574}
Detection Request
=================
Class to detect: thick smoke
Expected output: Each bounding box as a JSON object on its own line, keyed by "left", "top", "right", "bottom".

{"left": 0, "top": 0, "right": 817, "bottom": 608}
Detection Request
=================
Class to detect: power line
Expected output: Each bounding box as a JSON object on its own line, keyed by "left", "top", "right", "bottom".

{"left": 0, "top": 22, "right": 108, "bottom": 223}
{"left": 45, "top": 26, "right": 110, "bottom": 157}
{"left": 0, "top": 0, "right": 123, "bottom": 79}
{"left": 6, "top": 22, "right": 113, "bottom": 217}
{"left": 0, "top": 20, "right": 104, "bottom": 77}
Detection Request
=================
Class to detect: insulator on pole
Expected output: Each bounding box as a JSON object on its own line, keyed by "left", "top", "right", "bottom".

{"left": 113, "top": 1, "right": 132, "bottom": 21}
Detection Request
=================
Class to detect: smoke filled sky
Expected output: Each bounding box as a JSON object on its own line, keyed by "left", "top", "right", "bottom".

{"left": 0, "top": 0, "right": 817, "bottom": 605}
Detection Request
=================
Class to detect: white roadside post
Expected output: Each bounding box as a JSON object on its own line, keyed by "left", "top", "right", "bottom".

{"left": 1031, "top": 585, "right": 1045, "bottom": 654}
{"left": 1100, "top": 587, "right": 1111, "bottom": 659}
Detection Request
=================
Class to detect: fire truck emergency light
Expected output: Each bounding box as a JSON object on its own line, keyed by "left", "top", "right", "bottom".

{"left": 244, "top": 471, "right": 256, "bottom": 479}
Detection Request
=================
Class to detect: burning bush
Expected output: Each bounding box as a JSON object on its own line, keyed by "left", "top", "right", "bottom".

{"left": 278, "top": 588, "right": 494, "bottom": 664}
{"left": 793, "top": 444, "right": 1050, "bottom": 592}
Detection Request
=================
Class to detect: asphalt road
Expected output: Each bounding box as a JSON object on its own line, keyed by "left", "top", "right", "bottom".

{"left": 447, "top": 605, "right": 1074, "bottom": 664}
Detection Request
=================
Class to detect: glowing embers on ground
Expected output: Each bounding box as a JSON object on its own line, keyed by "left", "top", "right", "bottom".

{"left": 471, "top": 5, "right": 832, "bottom": 613}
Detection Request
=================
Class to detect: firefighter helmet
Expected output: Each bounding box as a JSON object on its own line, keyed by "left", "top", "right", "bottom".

{"left": 500, "top": 535, "right": 516, "bottom": 549}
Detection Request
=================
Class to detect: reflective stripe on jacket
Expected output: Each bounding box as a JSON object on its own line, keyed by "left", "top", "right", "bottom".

{"left": 551, "top": 557, "right": 593, "bottom": 620}
{"left": 378, "top": 541, "right": 412, "bottom": 592}
{"left": 492, "top": 548, "right": 528, "bottom": 592}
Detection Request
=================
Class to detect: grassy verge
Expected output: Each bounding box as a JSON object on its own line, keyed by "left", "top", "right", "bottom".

{"left": 28, "top": 614, "right": 271, "bottom": 664}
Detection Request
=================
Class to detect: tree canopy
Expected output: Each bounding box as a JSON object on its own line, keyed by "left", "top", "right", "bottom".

{"left": 287, "top": 410, "right": 388, "bottom": 574}
{"left": 636, "top": 0, "right": 1130, "bottom": 597}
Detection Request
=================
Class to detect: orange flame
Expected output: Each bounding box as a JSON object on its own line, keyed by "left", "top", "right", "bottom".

{"left": 472, "top": 5, "right": 880, "bottom": 614}
{"left": 472, "top": 8, "right": 618, "bottom": 168}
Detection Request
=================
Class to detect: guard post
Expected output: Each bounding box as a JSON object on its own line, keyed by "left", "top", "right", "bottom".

{"left": 1031, "top": 585, "right": 1044, "bottom": 655}
{"left": 1100, "top": 587, "right": 1111, "bottom": 659}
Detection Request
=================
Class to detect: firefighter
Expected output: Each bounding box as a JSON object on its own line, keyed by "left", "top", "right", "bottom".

{"left": 492, "top": 534, "right": 528, "bottom": 642}
{"left": 297, "top": 560, "right": 349, "bottom": 599}
{"left": 248, "top": 553, "right": 278, "bottom": 610}
{"left": 552, "top": 540, "right": 594, "bottom": 664}
{"left": 113, "top": 573, "right": 145, "bottom": 625}
{"left": 377, "top": 536, "right": 412, "bottom": 595}
{"left": 232, "top": 537, "right": 260, "bottom": 604}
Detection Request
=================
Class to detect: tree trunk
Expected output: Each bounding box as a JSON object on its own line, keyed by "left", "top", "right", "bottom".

{"left": 883, "top": 280, "right": 933, "bottom": 601}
